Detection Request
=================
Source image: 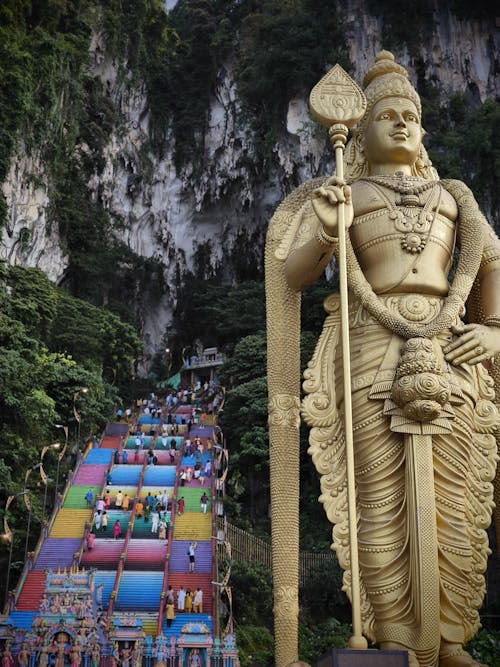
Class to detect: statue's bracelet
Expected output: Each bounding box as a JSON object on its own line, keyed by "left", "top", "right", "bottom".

{"left": 482, "top": 316, "right": 500, "bottom": 328}
{"left": 316, "top": 226, "right": 338, "bottom": 246}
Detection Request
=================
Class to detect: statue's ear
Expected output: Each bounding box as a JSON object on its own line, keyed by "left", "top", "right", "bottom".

{"left": 353, "top": 128, "right": 364, "bottom": 152}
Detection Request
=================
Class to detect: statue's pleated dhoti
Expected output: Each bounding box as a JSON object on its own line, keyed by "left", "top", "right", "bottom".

{"left": 304, "top": 294, "right": 498, "bottom": 666}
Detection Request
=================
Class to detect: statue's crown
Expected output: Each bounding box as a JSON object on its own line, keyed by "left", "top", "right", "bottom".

{"left": 361, "top": 50, "right": 421, "bottom": 121}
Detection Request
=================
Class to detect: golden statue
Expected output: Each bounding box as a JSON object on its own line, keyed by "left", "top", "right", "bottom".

{"left": 266, "top": 51, "right": 500, "bottom": 667}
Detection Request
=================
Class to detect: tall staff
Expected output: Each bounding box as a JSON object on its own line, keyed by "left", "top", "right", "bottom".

{"left": 309, "top": 65, "right": 367, "bottom": 648}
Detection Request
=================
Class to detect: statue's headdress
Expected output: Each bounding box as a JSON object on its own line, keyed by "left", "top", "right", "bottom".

{"left": 344, "top": 50, "right": 438, "bottom": 181}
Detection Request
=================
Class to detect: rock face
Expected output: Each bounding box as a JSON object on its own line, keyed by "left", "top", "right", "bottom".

{"left": 1, "top": 2, "right": 498, "bottom": 355}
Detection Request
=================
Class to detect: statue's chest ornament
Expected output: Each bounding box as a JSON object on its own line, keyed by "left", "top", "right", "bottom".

{"left": 364, "top": 174, "right": 441, "bottom": 254}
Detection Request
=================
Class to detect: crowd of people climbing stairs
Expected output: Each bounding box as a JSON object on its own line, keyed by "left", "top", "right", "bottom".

{"left": 82, "top": 386, "right": 220, "bottom": 636}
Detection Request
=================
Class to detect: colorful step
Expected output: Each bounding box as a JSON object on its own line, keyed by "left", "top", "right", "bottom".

{"left": 63, "top": 485, "right": 102, "bottom": 509}
{"left": 85, "top": 449, "right": 113, "bottom": 465}
{"left": 16, "top": 571, "right": 46, "bottom": 611}
{"left": 162, "top": 613, "right": 212, "bottom": 639}
{"left": 169, "top": 540, "right": 212, "bottom": 574}
{"left": 115, "top": 572, "right": 164, "bottom": 611}
{"left": 143, "top": 465, "right": 176, "bottom": 486}
{"left": 73, "top": 464, "right": 108, "bottom": 486}
{"left": 173, "top": 513, "right": 211, "bottom": 541}
{"left": 81, "top": 539, "right": 125, "bottom": 568}
{"left": 174, "top": 488, "right": 211, "bottom": 513}
{"left": 107, "top": 464, "right": 142, "bottom": 486}
{"left": 50, "top": 509, "right": 92, "bottom": 538}
{"left": 165, "top": 573, "right": 213, "bottom": 614}
{"left": 34, "top": 538, "right": 82, "bottom": 570}
{"left": 94, "top": 571, "right": 116, "bottom": 609}
{"left": 125, "top": 539, "right": 166, "bottom": 570}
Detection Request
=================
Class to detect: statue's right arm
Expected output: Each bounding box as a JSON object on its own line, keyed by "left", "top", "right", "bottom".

{"left": 284, "top": 178, "right": 353, "bottom": 291}
{"left": 284, "top": 235, "right": 336, "bottom": 290}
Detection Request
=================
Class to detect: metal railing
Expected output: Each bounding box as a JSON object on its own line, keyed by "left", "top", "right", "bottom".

{"left": 226, "top": 522, "right": 338, "bottom": 584}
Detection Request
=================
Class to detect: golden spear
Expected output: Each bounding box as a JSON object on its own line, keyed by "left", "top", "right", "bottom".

{"left": 309, "top": 64, "right": 368, "bottom": 649}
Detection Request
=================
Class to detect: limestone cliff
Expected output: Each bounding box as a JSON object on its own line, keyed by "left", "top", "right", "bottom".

{"left": 1, "top": 0, "right": 498, "bottom": 356}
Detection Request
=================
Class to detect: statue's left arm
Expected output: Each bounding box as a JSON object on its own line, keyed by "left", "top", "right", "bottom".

{"left": 442, "top": 181, "right": 500, "bottom": 365}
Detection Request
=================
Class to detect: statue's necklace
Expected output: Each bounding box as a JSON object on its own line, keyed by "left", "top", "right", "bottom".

{"left": 364, "top": 172, "right": 437, "bottom": 195}
{"left": 361, "top": 175, "right": 441, "bottom": 254}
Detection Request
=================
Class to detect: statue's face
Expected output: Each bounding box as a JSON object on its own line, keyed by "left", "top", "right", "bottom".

{"left": 363, "top": 97, "right": 422, "bottom": 167}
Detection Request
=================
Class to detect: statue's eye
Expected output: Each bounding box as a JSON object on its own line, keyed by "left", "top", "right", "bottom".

{"left": 406, "top": 113, "right": 418, "bottom": 122}
{"left": 379, "top": 112, "right": 391, "bottom": 120}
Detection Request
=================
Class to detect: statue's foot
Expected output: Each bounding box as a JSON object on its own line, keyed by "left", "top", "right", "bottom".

{"left": 439, "top": 644, "right": 487, "bottom": 667}
{"left": 380, "top": 642, "right": 419, "bottom": 667}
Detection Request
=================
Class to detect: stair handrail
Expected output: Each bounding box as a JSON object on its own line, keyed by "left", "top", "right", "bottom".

{"left": 105, "top": 450, "right": 141, "bottom": 625}
{"left": 156, "top": 433, "right": 182, "bottom": 636}
{"left": 74, "top": 446, "right": 116, "bottom": 569}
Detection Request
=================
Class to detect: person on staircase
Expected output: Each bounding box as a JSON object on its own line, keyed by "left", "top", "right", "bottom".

{"left": 85, "top": 488, "right": 94, "bottom": 508}
{"left": 184, "top": 589, "right": 193, "bottom": 614}
{"left": 151, "top": 508, "right": 160, "bottom": 534}
{"left": 193, "top": 588, "right": 203, "bottom": 614}
{"left": 135, "top": 499, "right": 143, "bottom": 518}
{"left": 177, "top": 586, "right": 186, "bottom": 612}
{"left": 165, "top": 600, "right": 175, "bottom": 629}
{"left": 188, "top": 542, "right": 197, "bottom": 572}
{"left": 200, "top": 492, "right": 208, "bottom": 514}
{"left": 113, "top": 519, "right": 121, "bottom": 539}
{"left": 115, "top": 490, "right": 123, "bottom": 509}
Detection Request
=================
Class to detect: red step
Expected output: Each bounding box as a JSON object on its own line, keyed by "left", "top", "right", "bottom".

{"left": 166, "top": 572, "right": 213, "bottom": 613}
{"left": 101, "top": 436, "right": 121, "bottom": 449}
{"left": 16, "top": 571, "right": 46, "bottom": 610}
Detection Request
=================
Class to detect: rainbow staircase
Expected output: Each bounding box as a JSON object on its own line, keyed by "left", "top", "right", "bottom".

{"left": 1, "top": 409, "right": 226, "bottom": 661}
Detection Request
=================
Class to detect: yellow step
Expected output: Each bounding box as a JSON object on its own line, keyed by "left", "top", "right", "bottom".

{"left": 142, "top": 617, "right": 158, "bottom": 635}
{"left": 50, "top": 509, "right": 92, "bottom": 538}
{"left": 173, "top": 513, "right": 211, "bottom": 540}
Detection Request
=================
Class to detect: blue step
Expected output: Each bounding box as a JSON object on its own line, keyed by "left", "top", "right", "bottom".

{"left": 143, "top": 466, "right": 176, "bottom": 486}
{"left": 5, "top": 611, "right": 38, "bottom": 629}
{"left": 139, "top": 416, "right": 161, "bottom": 425}
{"left": 162, "top": 613, "right": 212, "bottom": 638}
{"left": 115, "top": 572, "right": 164, "bottom": 611}
{"left": 109, "top": 465, "right": 142, "bottom": 486}
{"left": 94, "top": 571, "right": 117, "bottom": 609}
{"left": 85, "top": 449, "right": 113, "bottom": 464}
{"left": 181, "top": 452, "right": 211, "bottom": 467}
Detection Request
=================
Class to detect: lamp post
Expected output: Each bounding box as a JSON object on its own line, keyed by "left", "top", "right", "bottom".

{"left": 73, "top": 388, "right": 88, "bottom": 451}
{"left": 1, "top": 530, "right": 14, "bottom": 610}
{"left": 165, "top": 348, "right": 172, "bottom": 375}
{"left": 22, "top": 465, "right": 40, "bottom": 561}
{"left": 2, "top": 489, "right": 29, "bottom": 609}
{"left": 54, "top": 425, "right": 69, "bottom": 500}
{"left": 39, "top": 443, "right": 60, "bottom": 524}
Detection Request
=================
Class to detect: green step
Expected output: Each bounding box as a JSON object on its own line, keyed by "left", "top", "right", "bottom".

{"left": 63, "top": 485, "right": 102, "bottom": 509}
{"left": 175, "top": 487, "right": 211, "bottom": 513}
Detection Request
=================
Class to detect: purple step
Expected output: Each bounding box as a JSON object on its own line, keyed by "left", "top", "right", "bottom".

{"left": 74, "top": 464, "right": 108, "bottom": 486}
{"left": 34, "top": 538, "right": 82, "bottom": 570}
{"left": 169, "top": 540, "right": 212, "bottom": 573}
{"left": 188, "top": 426, "right": 210, "bottom": 438}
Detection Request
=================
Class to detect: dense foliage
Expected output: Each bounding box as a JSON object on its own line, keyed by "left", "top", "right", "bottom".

{"left": 0, "top": 261, "right": 141, "bottom": 603}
